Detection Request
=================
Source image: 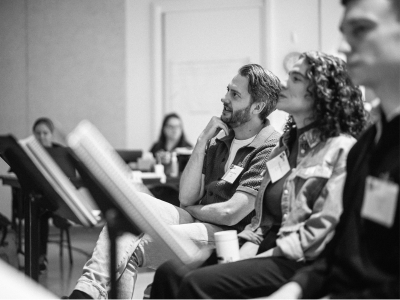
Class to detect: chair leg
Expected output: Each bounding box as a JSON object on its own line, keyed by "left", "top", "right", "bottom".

{"left": 59, "top": 229, "right": 64, "bottom": 258}
{"left": 65, "top": 228, "right": 73, "bottom": 265}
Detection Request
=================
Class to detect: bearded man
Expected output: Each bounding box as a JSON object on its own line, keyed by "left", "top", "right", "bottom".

{"left": 70, "top": 64, "right": 281, "bottom": 299}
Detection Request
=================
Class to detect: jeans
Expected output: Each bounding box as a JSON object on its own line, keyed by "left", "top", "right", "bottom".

{"left": 74, "top": 192, "right": 225, "bottom": 299}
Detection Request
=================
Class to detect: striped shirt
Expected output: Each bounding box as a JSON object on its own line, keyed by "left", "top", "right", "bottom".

{"left": 200, "top": 121, "right": 280, "bottom": 232}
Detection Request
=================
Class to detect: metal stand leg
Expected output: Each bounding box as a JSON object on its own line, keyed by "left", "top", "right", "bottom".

{"left": 24, "top": 193, "right": 40, "bottom": 281}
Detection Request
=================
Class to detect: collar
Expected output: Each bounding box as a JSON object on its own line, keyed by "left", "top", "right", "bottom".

{"left": 217, "top": 119, "right": 275, "bottom": 149}
{"left": 375, "top": 108, "right": 400, "bottom": 144}
{"left": 301, "top": 128, "right": 321, "bottom": 148}
{"left": 282, "top": 125, "right": 321, "bottom": 149}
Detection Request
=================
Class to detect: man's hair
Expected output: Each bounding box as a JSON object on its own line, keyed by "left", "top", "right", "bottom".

{"left": 341, "top": 0, "right": 400, "bottom": 19}
{"left": 238, "top": 64, "right": 280, "bottom": 121}
{"left": 32, "top": 117, "right": 54, "bottom": 133}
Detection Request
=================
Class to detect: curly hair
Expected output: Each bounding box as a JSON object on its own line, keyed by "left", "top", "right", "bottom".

{"left": 238, "top": 64, "right": 281, "bottom": 121}
{"left": 283, "top": 51, "right": 367, "bottom": 141}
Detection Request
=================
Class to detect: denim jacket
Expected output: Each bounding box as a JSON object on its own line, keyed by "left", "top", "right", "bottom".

{"left": 243, "top": 128, "right": 356, "bottom": 261}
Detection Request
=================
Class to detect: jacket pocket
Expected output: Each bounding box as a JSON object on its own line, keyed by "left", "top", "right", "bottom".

{"left": 281, "top": 164, "right": 334, "bottom": 232}
{"left": 295, "top": 164, "right": 333, "bottom": 180}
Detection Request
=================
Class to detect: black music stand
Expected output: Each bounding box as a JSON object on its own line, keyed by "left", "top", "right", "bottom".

{"left": 0, "top": 135, "right": 93, "bottom": 281}
{"left": 71, "top": 154, "right": 142, "bottom": 299}
{"left": 116, "top": 149, "right": 142, "bottom": 164}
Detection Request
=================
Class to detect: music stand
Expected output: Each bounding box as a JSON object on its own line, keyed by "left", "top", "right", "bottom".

{"left": 116, "top": 149, "right": 142, "bottom": 164}
{"left": 0, "top": 135, "right": 97, "bottom": 281}
{"left": 67, "top": 121, "right": 206, "bottom": 298}
{"left": 70, "top": 154, "right": 142, "bottom": 299}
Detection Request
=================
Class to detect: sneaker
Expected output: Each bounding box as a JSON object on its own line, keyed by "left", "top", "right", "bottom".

{"left": 69, "top": 290, "right": 93, "bottom": 299}
{"left": 143, "top": 283, "right": 152, "bottom": 299}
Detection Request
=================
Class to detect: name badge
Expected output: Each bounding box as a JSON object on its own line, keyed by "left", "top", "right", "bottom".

{"left": 361, "top": 176, "right": 399, "bottom": 228}
{"left": 266, "top": 151, "right": 290, "bottom": 183}
{"left": 222, "top": 165, "right": 244, "bottom": 184}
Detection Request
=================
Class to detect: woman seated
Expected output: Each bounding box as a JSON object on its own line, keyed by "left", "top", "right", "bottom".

{"left": 150, "top": 113, "right": 192, "bottom": 173}
{"left": 150, "top": 51, "right": 368, "bottom": 299}
{"left": 32, "top": 117, "right": 61, "bottom": 272}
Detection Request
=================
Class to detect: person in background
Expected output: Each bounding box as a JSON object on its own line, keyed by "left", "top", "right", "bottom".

{"left": 33, "top": 118, "right": 58, "bottom": 148}
{"left": 150, "top": 112, "right": 192, "bottom": 166}
{"left": 150, "top": 51, "right": 367, "bottom": 299}
{"left": 32, "top": 117, "right": 61, "bottom": 273}
{"left": 69, "top": 64, "right": 281, "bottom": 299}
{"left": 269, "top": 0, "right": 400, "bottom": 298}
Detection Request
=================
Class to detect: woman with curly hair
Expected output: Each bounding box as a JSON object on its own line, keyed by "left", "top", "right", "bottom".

{"left": 149, "top": 51, "right": 367, "bottom": 299}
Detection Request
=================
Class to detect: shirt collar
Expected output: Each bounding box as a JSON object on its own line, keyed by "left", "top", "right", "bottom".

{"left": 282, "top": 122, "right": 320, "bottom": 149}
{"left": 301, "top": 127, "right": 321, "bottom": 148}
{"left": 218, "top": 119, "right": 275, "bottom": 149}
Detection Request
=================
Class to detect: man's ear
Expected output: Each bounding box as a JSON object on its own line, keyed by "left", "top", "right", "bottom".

{"left": 252, "top": 102, "right": 266, "bottom": 114}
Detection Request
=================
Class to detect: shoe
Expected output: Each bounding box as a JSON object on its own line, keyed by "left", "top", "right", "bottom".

{"left": 69, "top": 290, "right": 93, "bottom": 299}
{"left": 143, "top": 283, "right": 152, "bottom": 299}
{"left": 39, "top": 255, "right": 48, "bottom": 273}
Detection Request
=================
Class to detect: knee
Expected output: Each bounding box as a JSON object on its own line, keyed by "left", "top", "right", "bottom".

{"left": 178, "top": 270, "right": 208, "bottom": 297}
{"left": 151, "top": 261, "right": 186, "bottom": 298}
{"left": 181, "top": 272, "right": 196, "bottom": 288}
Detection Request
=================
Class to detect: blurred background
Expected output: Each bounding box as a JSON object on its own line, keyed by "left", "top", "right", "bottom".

{"left": 0, "top": 0, "right": 344, "bottom": 219}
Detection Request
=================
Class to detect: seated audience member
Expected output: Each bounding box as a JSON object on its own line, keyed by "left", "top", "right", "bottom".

{"left": 69, "top": 64, "right": 282, "bottom": 299}
{"left": 150, "top": 51, "right": 367, "bottom": 299}
{"left": 269, "top": 0, "right": 400, "bottom": 298}
{"left": 32, "top": 117, "right": 62, "bottom": 273}
{"left": 150, "top": 112, "right": 192, "bottom": 168}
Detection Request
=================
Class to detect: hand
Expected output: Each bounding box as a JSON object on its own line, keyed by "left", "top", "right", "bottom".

{"left": 182, "top": 204, "right": 198, "bottom": 217}
{"left": 198, "top": 117, "right": 229, "bottom": 143}
{"left": 156, "top": 151, "right": 171, "bottom": 165}
{"left": 239, "top": 241, "right": 260, "bottom": 260}
{"left": 237, "top": 229, "right": 263, "bottom": 244}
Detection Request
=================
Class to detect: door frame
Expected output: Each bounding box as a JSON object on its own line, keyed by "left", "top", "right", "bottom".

{"left": 150, "top": 0, "right": 271, "bottom": 137}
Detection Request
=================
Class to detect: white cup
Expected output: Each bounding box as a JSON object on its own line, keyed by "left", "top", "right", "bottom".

{"left": 214, "top": 230, "right": 240, "bottom": 264}
{"left": 154, "top": 164, "right": 165, "bottom": 176}
{"left": 154, "top": 164, "right": 166, "bottom": 183}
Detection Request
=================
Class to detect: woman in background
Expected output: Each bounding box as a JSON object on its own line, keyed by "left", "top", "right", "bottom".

{"left": 32, "top": 117, "right": 61, "bottom": 148}
{"left": 150, "top": 113, "right": 192, "bottom": 166}
{"left": 32, "top": 117, "right": 60, "bottom": 272}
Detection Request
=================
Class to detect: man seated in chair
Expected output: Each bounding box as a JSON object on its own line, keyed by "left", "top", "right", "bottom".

{"left": 69, "top": 64, "right": 281, "bottom": 299}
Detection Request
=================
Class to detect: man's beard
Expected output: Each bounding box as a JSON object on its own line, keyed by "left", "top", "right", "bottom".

{"left": 221, "top": 104, "right": 252, "bottom": 128}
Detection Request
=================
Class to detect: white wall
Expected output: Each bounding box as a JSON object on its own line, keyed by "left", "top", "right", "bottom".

{"left": 0, "top": 0, "right": 344, "bottom": 218}
{"left": 125, "top": 0, "right": 345, "bottom": 145}
{"left": 0, "top": 0, "right": 126, "bottom": 145}
{"left": 0, "top": 0, "right": 27, "bottom": 139}
{"left": 125, "top": 0, "right": 153, "bottom": 151}
{"left": 0, "top": 0, "right": 127, "bottom": 218}
{"left": 162, "top": 1, "right": 264, "bottom": 140}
